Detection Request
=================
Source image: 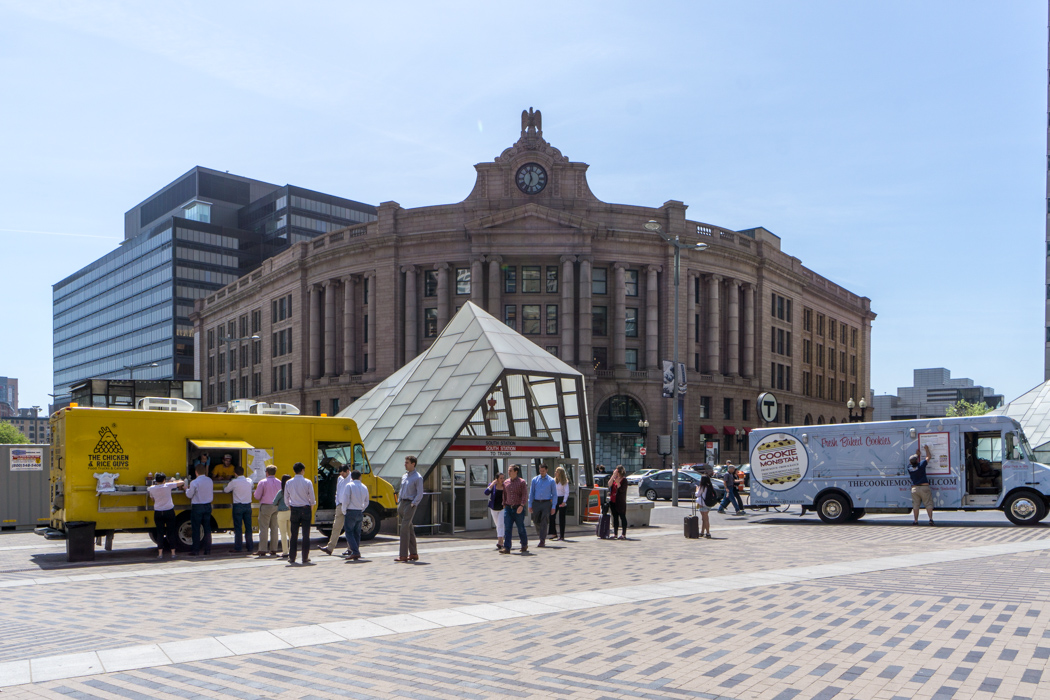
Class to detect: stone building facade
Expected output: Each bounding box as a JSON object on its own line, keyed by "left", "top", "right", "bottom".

{"left": 192, "top": 109, "right": 875, "bottom": 467}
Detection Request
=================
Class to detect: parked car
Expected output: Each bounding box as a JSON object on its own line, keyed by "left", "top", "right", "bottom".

{"left": 639, "top": 469, "right": 725, "bottom": 502}
{"left": 626, "top": 468, "right": 659, "bottom": 485}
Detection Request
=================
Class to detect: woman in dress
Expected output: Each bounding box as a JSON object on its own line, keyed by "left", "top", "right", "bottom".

{"left": 484, "top": 472, "right": 506, "bottom": 551}
{"left": 608, "top": 465, "right": 629, "bottom": 540}
{"left": 695, "top": 475, "right": 714, "bottom": 539}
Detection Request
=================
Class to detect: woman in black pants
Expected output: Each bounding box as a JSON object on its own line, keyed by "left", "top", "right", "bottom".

{"left": 608, "top": 465, "right": 629, "bottom": 539}
{"left": 549, "top": 466, "right": 570, "bottom": 540}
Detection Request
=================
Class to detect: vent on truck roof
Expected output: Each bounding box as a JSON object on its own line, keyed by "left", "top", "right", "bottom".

{"left": 137, "top": 397, "right": 194, "bottom": 412}
{"left": 249, "top": 402, "right": 300, "bottom": 415}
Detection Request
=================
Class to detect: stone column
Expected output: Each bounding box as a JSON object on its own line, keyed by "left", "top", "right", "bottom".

{"left": 727, "top": 279, "right": 740, "bottom": 376}
{"left": 743, "top": 283, "right": 755, "bottom": 378}
{"left": 646, "top": 265, "right": 659, "bottom": 369}
{"left": 343, "top": 276, "right": 356, "bottom": 375}
{"left": 613, "top": 263, "right": 626, "bottom": 368}
{"left": 707, "top": 275, "right": 721, "bottom": 374}
{"left": 367, "top": 272, "right": 377, "bottom": 372}
{"left": 436, "top": 263, "right": 450, "bottom": 332}
{"left": 488, "top": 256, "right": 502, "bottom": 317}
{"left": 308, "top": 284, "right": 321, "bottom": 380}
{"left": 403, "top": 266, "right": 417, "bottom": 362}
{"left": 323, "top": 280, "right": 337, "bottom": 377}
{"left": 579, "top": 258, "right": 593, "bottom": 368}
{"left": 687, "top": 272, "right": 697, "bottom": 370}
{"left": 560, "top": 255, "right": 575, "bottom": 362}
{"left": 470, "top": 258, "right": 484, "bottom": 308}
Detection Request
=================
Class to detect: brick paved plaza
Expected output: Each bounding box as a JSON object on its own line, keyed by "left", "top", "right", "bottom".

{"left": 1, "top": 511, "right": 1049, "bottom": 700}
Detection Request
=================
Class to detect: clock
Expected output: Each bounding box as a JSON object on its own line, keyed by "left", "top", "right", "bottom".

{"left": 515, "top": 163, "right": 548, "bottom": 195}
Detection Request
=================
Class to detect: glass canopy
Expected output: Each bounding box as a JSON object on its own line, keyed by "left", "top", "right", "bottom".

{"left": 336, "top": 302, "right": 592, "bottom": 479}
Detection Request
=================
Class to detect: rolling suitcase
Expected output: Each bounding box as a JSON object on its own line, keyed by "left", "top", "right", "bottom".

{"left": 684, "top": 502, "right": 700, "bottom": 539}
{"left": 596, "top": 512, "right": 611, "bottom": 539}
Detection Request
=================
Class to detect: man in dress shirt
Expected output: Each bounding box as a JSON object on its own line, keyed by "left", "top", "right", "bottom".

{"left": 396, "top": 455, "right": 424, "bottom": 562}
{"left": 528, "top": 464, "right": 558, "bottom": 548}
{"left": 284, "top": 462, "right": 317, "bottom": 565}
{"left": 223, "top": 465, "right": 254, "bottom": 554}
{"left": 185, "top": 464, "right": 214, "bottom": 556}
{"left": 148, "top": 472, "right": 183, "bottom": 558}
{"left": 340, "top": 470, "right": 371, "bottom": 560}
{"left": 320, "top": 463, "right": 350, "bottom": 556}
{"left": 254, "top": 466, "right": 282, "bottom": 557}
{"left": 501, "top": 464, "right": 529, "bottom": 555}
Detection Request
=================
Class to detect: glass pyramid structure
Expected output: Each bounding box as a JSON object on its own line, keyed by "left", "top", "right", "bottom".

{"left": 336, "top": 302, "right": 593, "bottom": 479}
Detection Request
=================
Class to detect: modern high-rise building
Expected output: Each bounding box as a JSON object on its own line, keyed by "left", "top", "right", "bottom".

{"left": 872, "top": 368, "right": 1003, "bottom": 421}
{"left": 0, "top": 376, "right": 17, "bottom": 417}
{"left": 52, "top": 167, "right": 376, "bottom": 400}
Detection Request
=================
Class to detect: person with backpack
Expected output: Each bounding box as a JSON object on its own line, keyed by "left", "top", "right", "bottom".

{"left": 695, "top": 475, "right": 715, "bottom": 538}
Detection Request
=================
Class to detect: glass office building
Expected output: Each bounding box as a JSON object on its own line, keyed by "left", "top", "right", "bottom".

{"left": 53, "top": 167, "right": 376, "bottom": 401}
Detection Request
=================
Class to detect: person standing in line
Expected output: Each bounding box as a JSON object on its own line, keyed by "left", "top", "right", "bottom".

{"left": 716, "top": 465, "right": 746, "bottom": 516}
{"left": 695, "top": 474, "right": 714, "bottom": 539}
{"left": 550, "top": 466, "right": 570, "bottom": 541}
{"left": 909, "top": 444, "right": 935, "bottom": 526}
{"left": 396, "top": 455, "right": 424, "bottom": 562}
{"left": 284, "top": 462, "right": 316, "bottom": 565}
{"left": 273, "top": 475, "right": 292, "bottom": 557}
{"left": 529, "top": 464, "right": 558, "bottom": 548}
{"left": 500, "top": 464, "right": 529, "bottom": 554}
{"left": 339, "top": 469, "right": 370, "bottom": 560}
{"left": 185, "top": 463, "right": 214, "bottom": 556}
{"left": 223, "top": 465, "right": 254, "bottom": 554}
{"left": 148, "top": 472, "right": 183, "bottom": 558}
{"left": 608, "top": 466, "right": 629, "bottom": 540}
{"left": 254, "top": 466, "right": 281, "bottom": 557}
{"left": 320, "top": 463, "right": 350, "bottom": 556}
{"left": 485, "top": 472, "right": 506, "bottom": 551}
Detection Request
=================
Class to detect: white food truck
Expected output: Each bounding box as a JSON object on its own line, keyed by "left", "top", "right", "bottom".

{"left": 747, "top": 415, "right": 1050, "bottom": 525}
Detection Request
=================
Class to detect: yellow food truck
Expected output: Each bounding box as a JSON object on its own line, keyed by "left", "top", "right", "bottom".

{"left": 40, "top": 402, "right": 397, "bottom": 560}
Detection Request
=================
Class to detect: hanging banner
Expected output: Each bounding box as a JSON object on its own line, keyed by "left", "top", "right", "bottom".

{"left": 662, "top": 361, "right": 687, "bottom": 398}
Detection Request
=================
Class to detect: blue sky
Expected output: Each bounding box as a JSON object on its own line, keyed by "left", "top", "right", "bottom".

{"left": 0, "top": 1, "right": 1045, "bottom": 412}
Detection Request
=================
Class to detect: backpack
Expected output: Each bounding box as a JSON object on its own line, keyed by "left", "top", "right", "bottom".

{"left": 702, "top": 486, "right": 718, "bottom": 508}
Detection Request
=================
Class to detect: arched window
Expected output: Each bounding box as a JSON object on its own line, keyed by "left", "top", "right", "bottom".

{"left": 597, "top": 395, "right": 644, "bottom": 431}
{"left": 804, "top": 414, "right": 812, "bottom": 426}
{"left": 817, "top": 415, "right": 825, "bottom": 425}
{"left": 829, "top": 417, "right": 836, "bottom": 425}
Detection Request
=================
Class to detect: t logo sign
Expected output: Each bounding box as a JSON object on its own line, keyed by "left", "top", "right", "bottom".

{"left": 757, "top": 392, "right": 779, "bottom": 424}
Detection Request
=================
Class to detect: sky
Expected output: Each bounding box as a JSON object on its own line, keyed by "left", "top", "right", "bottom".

{"left": 0, "top": 1, "right": 1045, "bottom": 413}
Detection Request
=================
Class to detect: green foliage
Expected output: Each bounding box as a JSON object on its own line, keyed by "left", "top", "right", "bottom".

{"left": 0, "top": 421, "right": 30, "bottom": 444}
{"left": 944, "top": 399, "right": 991, "bottom": 418}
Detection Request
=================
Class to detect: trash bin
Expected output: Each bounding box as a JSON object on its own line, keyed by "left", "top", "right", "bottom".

{"left": 65, "top": 521, "right": 96, "bottom": 562}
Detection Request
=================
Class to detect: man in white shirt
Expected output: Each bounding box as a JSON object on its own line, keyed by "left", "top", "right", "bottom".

{"left": 185, "top": 464, "right": 214, "bottom": 556}
{"left": 147, "top": 472, "right": 183, "bottom": 558}
{"left": 223, "top": 465, "right": 255, "bottom": 554}
{"left": 284, "top": 462, "right": 316, "bottom": 565}
{"left": 320, "top": 463, "right": 350, "bottom": 556}
{"left": 339, "top": 470, "right": 371, "bottom": 560}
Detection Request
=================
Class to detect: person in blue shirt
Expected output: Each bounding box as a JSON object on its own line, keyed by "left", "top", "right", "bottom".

{"left": 528, "top": 464, "right": 558, "bottom": 548}
{"left": 908, "top": 444, "right": 935, "bottom": 526}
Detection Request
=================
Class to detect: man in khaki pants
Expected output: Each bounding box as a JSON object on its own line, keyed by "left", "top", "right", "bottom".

{"left": 908, "top": 444, "right": 935, "bottom": 526}
{"left": 396, "top": 456, "right": 424, "bottom": 562}
{"left": 320, "top": 463, "right": 350, "bottom": 556}
{"left": 253, "top": 466, "right": 282, "bottom": 557}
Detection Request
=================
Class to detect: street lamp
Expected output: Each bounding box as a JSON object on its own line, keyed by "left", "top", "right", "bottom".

{"left": 222, "top": 334, "right": 260, "bottom": 406}
{"left": 123, "top": 362, "right": 158, "bottom": 380}
{"left": 645, "top": 220, "right": 709, "bottom": 507}
{"left": 637, "top": 418, "right": 649, "bottom": 438}
{"left": 847, "top": 397, "right": 867, "bottom": 423}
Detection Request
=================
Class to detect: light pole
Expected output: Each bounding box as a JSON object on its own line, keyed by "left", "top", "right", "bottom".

{"left": 645, "top": 220, "right": 709, "bottom": 507}
{"left": 223, "top": 334, "right": 260, "bottom": 406}
{"left": 123, "top": 362, "right": 158, "bottom": 380}
{"left": 847, "top": 397, "right": 867, "bottom": 423}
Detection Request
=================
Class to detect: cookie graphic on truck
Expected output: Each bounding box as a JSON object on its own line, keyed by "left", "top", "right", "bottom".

{"left": 751, "top": 432, "right": 809, "bottom": 491}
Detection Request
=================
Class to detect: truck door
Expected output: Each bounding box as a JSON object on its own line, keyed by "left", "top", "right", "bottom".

{"left": 964, "top": 432, "right": 1003, "bottom": 496}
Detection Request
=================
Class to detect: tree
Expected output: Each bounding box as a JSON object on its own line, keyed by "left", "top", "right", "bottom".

{"left": 0, "top": 421, "right": 30, "bottom": 444}
{"left": 945, "top": 399, "right": 991, "bottom": 418}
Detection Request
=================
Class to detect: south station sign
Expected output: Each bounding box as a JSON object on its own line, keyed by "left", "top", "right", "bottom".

{"left": 445, "top": 438, "right": 562, "bottom": 459}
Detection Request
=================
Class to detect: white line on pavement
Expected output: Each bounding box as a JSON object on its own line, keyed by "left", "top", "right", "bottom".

{"left": 2, "top": 534, "right": 1049, "bottom": 688}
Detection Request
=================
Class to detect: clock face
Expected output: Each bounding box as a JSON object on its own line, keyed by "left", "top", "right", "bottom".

{"left": 515, "top": 163, "right": 548, "bottom": 195}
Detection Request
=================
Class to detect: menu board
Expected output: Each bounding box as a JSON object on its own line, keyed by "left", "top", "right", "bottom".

{"left": 918, "top": 432, "right": 951, "bottom": 475}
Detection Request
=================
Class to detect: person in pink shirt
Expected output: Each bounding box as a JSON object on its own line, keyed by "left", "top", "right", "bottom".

{"left": 254, "top": 466, "right": 282, "bottom": 557}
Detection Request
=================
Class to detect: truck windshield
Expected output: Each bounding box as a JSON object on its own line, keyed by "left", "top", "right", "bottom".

{"left": 1019, "top": 432, "right": 1036, "bottom": 462}
{"left": 317, "top": 442, "right": 371, "bottom": 474}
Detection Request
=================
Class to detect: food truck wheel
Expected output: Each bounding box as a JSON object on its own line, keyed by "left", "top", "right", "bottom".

{"left": 816, "top": 493, "right": 851, "bottom": 524}
{"left": 847, "top": 508, "right": 866, "bottom": 521}
{"left": 1004, "top": 492, "right": 1046, "bottom": 526}
{"left": 361, "top": 508, "right": 381, "bottom": 541}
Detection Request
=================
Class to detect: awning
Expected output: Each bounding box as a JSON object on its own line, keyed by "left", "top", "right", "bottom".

{"left": 189, "top": 439, "right": 255, "bottom": 450}
{"left": 700, "top": 425, "right": 717, "bottom": 435}
{"left": 742, "top": 427, "right": 753, "bottom": 434}
{"left": 723, "top": 426, "right": 737, "bottom": 435}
